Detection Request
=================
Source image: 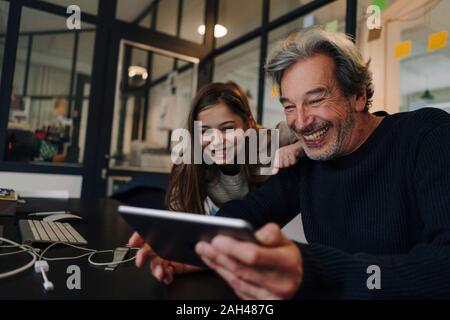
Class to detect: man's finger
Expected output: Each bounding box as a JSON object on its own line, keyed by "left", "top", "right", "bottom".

{"left": 201, "top": 243, "right": 299, "bottom": 295}
{"left": 199, "top": 237, "right": 286, "bottom": 269}
{"left": 203, "top": 247, "right": 265, "bottom": 284}
{"left": 201, "top": 256, "right": 256, "bottom": 299}
{"left": 207, "top": 237, "right": 265, "bottom": 265}
{"left": 203, "top": 256, "right": 277, "bottom": 300}
{"left": 195, "top": 241, "right": 217, "bottom": 262}
{"left": 208, "top": 249, "right": 286, "bottom": 291}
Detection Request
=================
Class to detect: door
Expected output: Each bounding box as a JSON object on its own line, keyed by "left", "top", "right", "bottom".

{"left": 106, "top": 39, "right": 199, "bottom": 195}
{"left": 82, "top": 25, "right": 201, "bottom": 198}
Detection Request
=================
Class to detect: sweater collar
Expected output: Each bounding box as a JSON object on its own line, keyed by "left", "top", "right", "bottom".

{"left": 318, "top": 111, "right": 393, "bottom": 168}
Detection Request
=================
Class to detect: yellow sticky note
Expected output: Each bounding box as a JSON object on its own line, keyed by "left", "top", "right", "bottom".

{"left": 271, "top": 84, "right": 279, "bottom": 97}
{"left": 395, "top": 40, "right": 412, "bottom": 60}
{"left": 428, "top": 31, "right": 448, "bottom": 52}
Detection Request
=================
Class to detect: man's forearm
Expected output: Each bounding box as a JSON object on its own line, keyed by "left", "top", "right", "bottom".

{"left": 217, "top": 166, "right": 301, "bottom": 229}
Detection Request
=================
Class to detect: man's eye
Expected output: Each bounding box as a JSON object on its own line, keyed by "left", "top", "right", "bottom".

{"left": 284, "top": 105, "right": 295, "bottom": 112}
{"left": 309, "top": 98, "right": 324, "bottom": 105}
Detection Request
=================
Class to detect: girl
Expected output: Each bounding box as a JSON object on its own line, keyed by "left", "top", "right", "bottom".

{"left": 166, "top": 81, "right": 300, "bottom": 215}
{"left": 129, "top": 81, "right": 302, "bottom": 284}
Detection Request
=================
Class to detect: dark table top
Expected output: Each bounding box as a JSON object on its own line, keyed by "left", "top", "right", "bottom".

{"left": 0, "top": 198, "right": 237, "bottom": 300}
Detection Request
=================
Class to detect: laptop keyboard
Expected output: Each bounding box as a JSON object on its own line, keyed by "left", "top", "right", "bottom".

{"left": 19, "top": 219, "right": 87, "bottom": 246}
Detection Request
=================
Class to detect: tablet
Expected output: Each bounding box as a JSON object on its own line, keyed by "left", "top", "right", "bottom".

{"left": 118, "top": 205, "right": 257, "bottom": 267}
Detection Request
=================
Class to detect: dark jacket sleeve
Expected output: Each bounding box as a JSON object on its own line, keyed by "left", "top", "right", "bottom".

{"left": 216, "top": 166, "right": 301, "bottom": 230}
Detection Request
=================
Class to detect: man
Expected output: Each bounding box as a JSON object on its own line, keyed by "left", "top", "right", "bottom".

{"left": 131, "top": 28, "right": 450, "bottom": 299}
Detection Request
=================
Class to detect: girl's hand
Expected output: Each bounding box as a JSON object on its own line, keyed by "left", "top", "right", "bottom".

{"left": 273, "top": 141, "right": 303, "bottom": 173}
{"left": 128, "top": 232, "right": 201, "bottom": 285}
{"left": 150, "top": 256, "right": 202, "bottom": 285}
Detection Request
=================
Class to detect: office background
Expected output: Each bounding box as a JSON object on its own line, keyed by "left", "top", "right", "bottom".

{"left": 0, "top": 0, "right": 448, "bottom": 199}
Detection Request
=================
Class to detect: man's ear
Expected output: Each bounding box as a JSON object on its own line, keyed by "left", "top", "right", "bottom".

{"left": 354, "top": 90, "right": 367, "bottom": 113}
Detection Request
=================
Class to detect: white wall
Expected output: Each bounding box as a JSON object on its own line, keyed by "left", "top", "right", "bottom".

{"left": 0, "top": 172, "right": 82, "bottom": 198}
{"left": 357, "top": 0, "right": 450, "bottom": 114}
{"left": 282, "top": 214, "right": 308, "bottom": 243}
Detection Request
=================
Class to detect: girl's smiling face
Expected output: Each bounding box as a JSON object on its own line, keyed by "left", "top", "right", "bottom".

{"left": 197, "top": 102, "right": 248, "bottom": 165}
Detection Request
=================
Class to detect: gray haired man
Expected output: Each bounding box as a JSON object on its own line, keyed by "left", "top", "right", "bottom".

{"left": 195, "top": 28, "right": 450, "bottom": 299}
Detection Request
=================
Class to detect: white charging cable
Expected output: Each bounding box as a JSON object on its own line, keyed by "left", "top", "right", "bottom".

{"left": 35, "top": 241, "right": 138, "bottom": 267}
{"left": 88, "top": 248, "right": 137, "bottom": 267}
{"left": 37, "top": 241, "right": 97, "bottom": 261}
{"left": 0, "top": 237, "right": 37, "bottom": 280}
{"left": 0, "top": 238, "right": 53, "bottom": 292}
{"left": 1, "top": 237, "right": 139, "bottom": 289}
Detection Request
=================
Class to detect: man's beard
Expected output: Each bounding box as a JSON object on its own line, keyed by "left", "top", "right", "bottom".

{"left": 295, "top": 107, "right": 355, "bottom": 161}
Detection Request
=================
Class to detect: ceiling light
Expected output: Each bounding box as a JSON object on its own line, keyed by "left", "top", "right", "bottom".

{"left": 197, "top": 24, "right": 228, "bottom": 38}
{"left": 128, "top": 65, "right": 148, "bottom": 79}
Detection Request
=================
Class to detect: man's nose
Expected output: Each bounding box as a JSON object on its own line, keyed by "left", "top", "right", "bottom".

{"left": 294, "top": 107, "right": 313, "bottom": 131}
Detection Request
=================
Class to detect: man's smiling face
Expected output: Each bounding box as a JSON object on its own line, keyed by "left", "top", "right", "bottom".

{"left": 280, "top": 53, "right": 359, "bottom": 161}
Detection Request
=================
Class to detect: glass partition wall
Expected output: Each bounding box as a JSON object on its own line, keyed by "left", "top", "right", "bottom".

{"left": 109, "top": 40, "right": 198, "bottom": 174}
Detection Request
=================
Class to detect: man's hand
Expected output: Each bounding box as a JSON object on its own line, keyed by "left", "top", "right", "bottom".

{"left": 128, "top": 232, "right": 201, "bottom": 285}
{"left": 195, "top": 223, "right": 303, "bottom": 300}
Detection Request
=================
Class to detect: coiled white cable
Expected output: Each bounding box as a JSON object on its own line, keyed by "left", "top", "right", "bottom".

{"left": 35, "top": 241, "right": 138, "bottom": 265}
{"left": 88, "top": 249, "right": 138, "bottom": 266}
{"left": 0, "top": 237, "right": 37, "bottom": 280}
{"left": 37, "top": 241, "right": 97, "bottom": 261}
{"left": 0, "top": 237, "right": 139, "bottom": 282}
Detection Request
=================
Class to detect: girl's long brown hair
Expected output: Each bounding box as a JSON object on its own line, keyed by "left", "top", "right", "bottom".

{"left": 165, "top": 82, "right": 267, "bottom": 214}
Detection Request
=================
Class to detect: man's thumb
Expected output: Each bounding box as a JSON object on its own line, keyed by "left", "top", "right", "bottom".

{"left": 255, "top": 223, "right": 285, "bottom": 246}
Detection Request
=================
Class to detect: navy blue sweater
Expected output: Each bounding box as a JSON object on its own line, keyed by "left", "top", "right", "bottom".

{"left": 217, "top": 108, "right": 450, "bottom": 299}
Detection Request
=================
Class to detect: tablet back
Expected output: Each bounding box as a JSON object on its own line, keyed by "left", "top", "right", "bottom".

{"left": 119, "top": 206, "right": 256, "bottom": 267}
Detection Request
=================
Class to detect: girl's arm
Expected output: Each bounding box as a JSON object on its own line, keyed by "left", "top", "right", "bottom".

{"left": 275, "top": 121, "right": 304, "bottom": 170}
